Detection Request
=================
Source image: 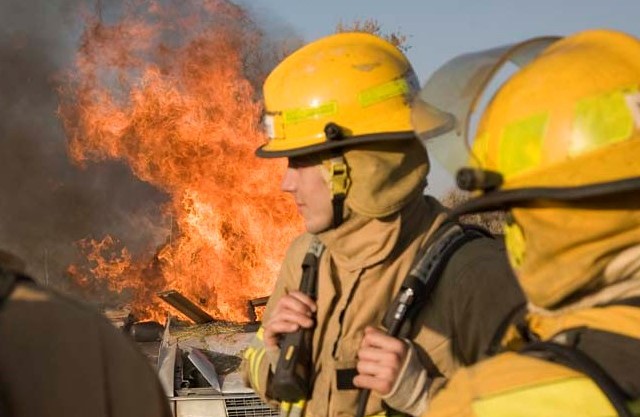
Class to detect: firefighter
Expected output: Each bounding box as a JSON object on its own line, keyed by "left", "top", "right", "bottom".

{"left": 412, "top": 29, "right": 640, "bottom": 416}
{"left": 0, "top": 250, "right": 172, "bottom": 417}
{"left": 242, "top": 32, "right": 525, "bottom": 417}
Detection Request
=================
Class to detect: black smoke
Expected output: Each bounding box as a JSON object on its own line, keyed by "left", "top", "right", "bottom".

{"left": 0, "top": 0, "right": 168, "bottom": 294}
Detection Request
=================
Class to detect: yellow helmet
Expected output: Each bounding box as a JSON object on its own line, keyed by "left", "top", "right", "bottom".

{"left": 256, "top": 32, "right": 452, "bottom": 158}
{"left": 477, "top": 30, "right": 640, "bottom": 193}
{"left": 414, "top": 30, "right": 640, "bottom": 305}
{"left": 413, "top": 29, "right": 640, "bottom": 211}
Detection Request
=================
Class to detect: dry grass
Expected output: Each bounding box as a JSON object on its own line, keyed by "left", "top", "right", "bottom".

{"left": 171, "top": 320, "right": 246, "bottom": 342}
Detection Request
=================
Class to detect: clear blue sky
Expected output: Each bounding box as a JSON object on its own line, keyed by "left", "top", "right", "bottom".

{"left": 240, "top": 0, "right": 640, "bottom": 196}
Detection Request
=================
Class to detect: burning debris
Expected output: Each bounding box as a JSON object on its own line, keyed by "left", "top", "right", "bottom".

{"left": 58, "top": 0, "right": 304, "bottom": 322}
{"left": 158, "top": 289, "right": 216, "bottom": 324}
{"left": 101, "top": 288, "right": 276, "bottom": 415}
{"left": 156, "top": 314, "right": 278, "bottom": 416}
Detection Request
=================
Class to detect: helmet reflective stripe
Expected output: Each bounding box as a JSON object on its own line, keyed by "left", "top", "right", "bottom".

{"left": 488, "top": 87, "right": 639, "bottom": 180}
{"left": 282, "top": 101, "right": 338, "bottom": 127}
{"left": 570, "top": 87, "right": 638, "bottom": 155}
{"left": 358, "top": 77, "right": 412, "bottom": 108}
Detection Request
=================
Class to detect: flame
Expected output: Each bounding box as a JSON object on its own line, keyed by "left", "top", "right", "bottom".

{"left": 59, "top": 0, "right": 302, "bottom": 322}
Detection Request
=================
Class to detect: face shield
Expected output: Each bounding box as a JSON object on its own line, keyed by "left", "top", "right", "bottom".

{"left": 411, "top": 37, "right": 560, "bottom": 192}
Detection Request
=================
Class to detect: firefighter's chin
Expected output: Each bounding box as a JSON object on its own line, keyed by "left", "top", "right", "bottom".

{"left": 301, "top": 207, "right": 334, "bottom": 234}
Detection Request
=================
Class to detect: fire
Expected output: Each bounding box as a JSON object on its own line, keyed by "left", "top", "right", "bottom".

{"left": 59, "top": 0, "right": 302, "bottom": 322}
{"left": 72, "top": 236, "right": 132, "bottom": 292}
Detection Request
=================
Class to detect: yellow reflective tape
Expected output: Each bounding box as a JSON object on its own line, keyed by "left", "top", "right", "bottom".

{"left": 571, "top": 87, "right": 636, "bottom": 156}
{"left": 359, "top": 78, "right": 409, "bottom": 108}
{"left": 503, "top": 219, "right": 526, "bottom": 269}
{"left": 256, "top": 326, "right": 265, "bottom": 341}
{"left": 280, "top": 401, "right": 292, "bottom": 417}
{"left": 250, "top": 347, "right": 266, "bottom": 392}
{"left": 499, "top": 113, "right": 548, "bottom": 177}
{"left": 243, "top": 346, "right": 256, "bottom": 360}
{"left": 283, "top": 101, "right": 338, "bottom": 125}
{"left": 472, "top": 377, "right": 615, "bottom": 417}
{"left": 289, "top": 400, "right": 306, "bottom": 417}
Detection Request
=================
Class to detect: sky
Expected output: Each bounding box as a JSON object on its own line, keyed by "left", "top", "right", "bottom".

{"left": 240, "top": 0, "right": 640, "bottom": 196}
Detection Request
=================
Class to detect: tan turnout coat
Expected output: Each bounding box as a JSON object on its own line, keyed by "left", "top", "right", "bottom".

{"left": 243, "top": 195, "right": 523, "bottom": 417}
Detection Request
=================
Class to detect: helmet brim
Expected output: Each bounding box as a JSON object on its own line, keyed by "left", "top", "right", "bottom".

{"left": 255, "top": 131, "right": 418, "bottom": 158}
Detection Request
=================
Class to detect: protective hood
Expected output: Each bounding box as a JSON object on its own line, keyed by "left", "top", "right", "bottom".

{"left": 317, "top": 193, "right": 445, "bottom": 272}
{"left": 337, "top": 139, "right": 429, "bottom": 218}
{"left": 509, "top": 193, "right": 640, "bottom": 308}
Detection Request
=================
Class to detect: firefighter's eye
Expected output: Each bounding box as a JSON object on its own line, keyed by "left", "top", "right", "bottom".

{"left": 288, "top": 156, "right": 317, "bottom": 168}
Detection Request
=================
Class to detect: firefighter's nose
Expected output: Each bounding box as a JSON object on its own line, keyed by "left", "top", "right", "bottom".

{"left": 281, "top": 167, "right": 298, "bottom": 193}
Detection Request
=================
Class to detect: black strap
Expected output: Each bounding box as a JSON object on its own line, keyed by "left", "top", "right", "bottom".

{"left": 485, "top": 301, "right": 528, "bottom": 355}
{"left": 355, "top": 222, "right": 491, "bottom": 417}
{"left": 332, "top": 193, "right": 346, "bottom": 229}
{"left": 269, "top": 239, "right": 324, "bottom": 402}
{"left": 336, "top": 368, "right": 358, "bottom": 390}
{"left": 382, "top": 222, "right": 491, "bottom": 330}
{"left": 599, "top": 296, "right": 640, "bottom": 309}
{"left": 521, "top": 341, "right": 634, "bottom": 417}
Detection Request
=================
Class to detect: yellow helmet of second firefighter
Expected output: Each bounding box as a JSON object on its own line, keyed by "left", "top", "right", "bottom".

{"left": 256, "top": 32, "right": 451, "bottom": 158}
{"left": 477, "top": 31, "right": 640, "bottom": 306}
{"left": 474, "top": 29, "right": 640, "bottom": 192}
{"left": 414, "top": 29, "right": 640, "bottom": 307}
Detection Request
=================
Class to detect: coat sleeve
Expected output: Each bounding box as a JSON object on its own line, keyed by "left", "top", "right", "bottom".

{"left": 445, "top": 236, "right": 526, "bottom": 364}
{"left": 241, "top": 233, "right": 312, "bottom": 403}
{"left": 381, "top": 341, "right": 432, "bottom": 416}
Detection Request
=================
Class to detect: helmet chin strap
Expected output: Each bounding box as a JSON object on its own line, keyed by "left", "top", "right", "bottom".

{"left": 329, "top": 155, "right": 350, "bottom": 228}
{"left": 447, "top": 175, "right": 640, "bottom": 220}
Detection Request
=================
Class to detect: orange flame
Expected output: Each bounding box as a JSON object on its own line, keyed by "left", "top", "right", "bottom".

{"left": 59, "top": 0, "right": 301, "bottom": 322}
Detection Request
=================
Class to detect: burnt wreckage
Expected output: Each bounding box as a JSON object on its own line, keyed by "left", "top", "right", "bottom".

{"left": 121, "top": 290, "right": 277, "bottom": 417}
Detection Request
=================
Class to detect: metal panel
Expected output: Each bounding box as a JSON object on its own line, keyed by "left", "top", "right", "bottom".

{"left": 158, "top": 317, "right": 178, "bottom": 396}
{"left": 174, "top": 398, "right": 226, "bottom": 417}
{"left": 224, "top": 394, "right": 279, "bottom": 417}
{"left": 158, "top": 290, "right": 215, "bottom": 324}
{"left": 187, "top": 347, "right": 221, "bottom": 392}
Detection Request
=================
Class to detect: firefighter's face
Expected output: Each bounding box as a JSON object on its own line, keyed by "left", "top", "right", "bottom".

{"left": 281, "top": 156, "right": 333, "bottom": 233}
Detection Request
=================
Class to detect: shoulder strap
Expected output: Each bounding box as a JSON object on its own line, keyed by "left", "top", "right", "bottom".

{"left": 356, "top": 223, "right": 492, "bottom": 416}
{"left": 599, "top": 296, "right": 640, "bottom": 309}
{"left": 521, "top": 340, "right": 635, "bottom": 417}
{"left": 382, "top": 222, "right": 491, "bottom": 331}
